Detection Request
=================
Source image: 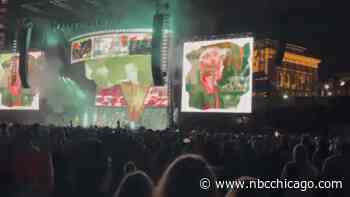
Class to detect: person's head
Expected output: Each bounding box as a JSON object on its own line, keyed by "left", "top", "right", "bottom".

{"left": 339, "top": 141, "right": 350, "bottom": 155}
{"left": 13, "top": 127, "right": 32, "bottom": 149}
{"left": 0, "top": 125, "right": 9, "bottom": 138}
{"left": 114, "top": 171, "right": 154, "bottom": 197}
{"left": 225, "top": 176, "right": 270, "bottom": 197}
{"left": 300, "top": 134, "right": 312, "bottom": 147}
{"left": 156, "top": 154, "right": 217, "bottom": 197}
{"left": 316, "top": 137, "right": 329, "bottom": 152}
{"left": 293, "top": 144, "right": 308, "bottom": 163}
{"left": 199, "top": 47, "right": 225, "bottom": 95}
{"left": 123, "top": 161, "right": 137, "bottom": 175}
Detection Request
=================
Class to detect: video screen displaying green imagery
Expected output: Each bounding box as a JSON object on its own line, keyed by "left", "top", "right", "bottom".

{"left": 85, "top": 54, "right": 153, "bottom": 88}
{"left": 71, "top": 37, "right": 92, "bottom": 63}
{"left": 181, "top": 37, "right": 254, "bottom": 113}
{"left": 71, "top": 32, "right": 169, "bottom": 130}
{"left": 71, "top": 32, "right": 152, "bottom": 64}
{"left": 0, "top": 52, "right": 44, "bottom": 110}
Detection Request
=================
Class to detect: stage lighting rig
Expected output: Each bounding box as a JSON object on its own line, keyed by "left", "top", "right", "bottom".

{"left": 20, "top": 4, "right": 45, "bottom": 14}
{"left": 84, "top": 0, "right": 103, "bottom": 8}
{"left": 49, "top": 0, "right": 72, "bottom": 11}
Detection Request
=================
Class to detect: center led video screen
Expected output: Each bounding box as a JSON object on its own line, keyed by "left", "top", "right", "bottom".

{"left": 70, "top": 31, "right": 168, "bottom": 129}
{"left": 0, "top": 52, "right": 44, "bottom": 110}
{"left": 181, "top": 37, "right": 254, "bottom": 113}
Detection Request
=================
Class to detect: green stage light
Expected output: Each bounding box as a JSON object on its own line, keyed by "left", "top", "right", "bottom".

{"left": 47, "top": 31, "right": 60, "bottom": 47}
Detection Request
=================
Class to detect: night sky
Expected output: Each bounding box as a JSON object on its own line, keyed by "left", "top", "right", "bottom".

{"left": 13, "top": 0, "right": 349, "bottom": 79}
{"left": 187, "top": 0, "right": 349, "bottom": 79}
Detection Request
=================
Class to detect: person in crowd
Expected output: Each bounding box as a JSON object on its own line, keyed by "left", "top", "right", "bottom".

{"left": 312, "top": 137, "right": 330, "bottom": 171}
{"left": 225, "top": 176, "right": 271, "bottom": 197}
{"left": 73, "top": 138, "right": 107, "bottom": 197}
{"left": 299, "top": 134, "right": 315, "bottom": 161}
{"left": 0, "top": 124, "right": 12, "bottom": 197}
{"left": 12, "top": 124, "right": 54, "bottom": 197}
{"left": 51, "top": 128, "right": 73, "bottom": 197}
{"left": 114, "top": 171, "right": 154, "bottom": 197}
{"left": 281, "top": 144, "right": 319, "bottom": 197}
{"left": 123, "top": 161, "right": 137, "bottom": 175}
{"left": 2, "top": 122, "right": 350, "bottom": 197}
{"left": 155, "top": 154, "right": 218, "bottom": 197}
{"left": 322, "top": 141, "right": 350, "bottom": 197}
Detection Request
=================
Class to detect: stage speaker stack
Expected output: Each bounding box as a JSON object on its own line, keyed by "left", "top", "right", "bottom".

{"left": 152, "top": 13, "right": 165, "bottom": 86}
{"left": 0, "top": 0, "right": 7, "bottom": 50}
{"left": 18, "top": 19, "right": 33, "bottom": 89}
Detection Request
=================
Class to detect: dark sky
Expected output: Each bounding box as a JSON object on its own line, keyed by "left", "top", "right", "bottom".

{"left": 13, "top": 0, "right": 349, "bottom": 79}
{"left": 187, "top": 0, "right": 349, "bottom": 78}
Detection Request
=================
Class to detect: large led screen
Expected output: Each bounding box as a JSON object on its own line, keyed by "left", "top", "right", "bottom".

{"left": 71, "top": 32, "right": 152, "bottom": 63}
{"left": 0, "top": 52, "right": 44, "bottom": 110}
{"left": 181, "top": 37, "right": 254, "bottom": 113}
{"left": 71, "top": 31, "right": 168, "bottom": 129}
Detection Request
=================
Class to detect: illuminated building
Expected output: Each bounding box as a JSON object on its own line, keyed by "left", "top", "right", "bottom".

{"left": 253, "top": 39, "right": 322, "bottom": 97}
{"left": 320, "top": 73, "right": 350, "bottom": 97}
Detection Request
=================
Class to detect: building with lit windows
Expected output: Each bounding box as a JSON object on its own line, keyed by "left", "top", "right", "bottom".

{"left": 253, "top": 39, "right": 322, "bottom": 97}
{"left": 320, "top": 73, "right": 350, "bottom": 97}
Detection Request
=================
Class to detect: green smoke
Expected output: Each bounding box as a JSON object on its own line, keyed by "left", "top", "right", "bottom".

{"left": 47, "top": 77, "right": 88, "bottom": 115}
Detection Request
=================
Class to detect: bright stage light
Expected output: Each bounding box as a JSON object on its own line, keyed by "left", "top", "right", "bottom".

{"left": 324, "top": 84, "right": 330, "bottom": 90}
{"left": 283, "top": 94, "right": 289, "bottom": 100}
{"left": 327, "top": 92, "right": 333, "bottom": 96}
{"left": 274, "top": 131, "right": 280, "bottom": 138}
{"left": 47, "top": 31, "right": 60, "bottom": 47}
{"left": 340, "top": 81, "right": 346, "bottom": 87}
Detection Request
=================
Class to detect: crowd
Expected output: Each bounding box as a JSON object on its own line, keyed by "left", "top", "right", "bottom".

{"left": 0, "top": 123, "right": 349, "bottom": 197}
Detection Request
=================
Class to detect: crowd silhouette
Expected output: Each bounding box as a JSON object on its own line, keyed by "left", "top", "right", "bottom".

{"left": 0, "top": 123, "right": 349, "bottom": 197}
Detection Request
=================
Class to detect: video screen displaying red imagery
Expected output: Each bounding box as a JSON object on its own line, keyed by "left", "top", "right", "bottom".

{"left": 96, "top": 86, "right": 168, "bottom": 108}
{"left": 0, "top": 52, "right": 44, "bottom": 110}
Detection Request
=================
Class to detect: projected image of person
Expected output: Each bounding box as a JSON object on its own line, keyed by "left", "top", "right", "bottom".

{"left": 121, "top": 63, "right": 149, "bottom": 125}
{"left": 124, "top": 63, "right": 139, "bottom": 84}
{"left": 198, "top": 47, "right": 225, "bottom": 108}
{"left": 71, "top": 38, "right": 92, "bottom": 63}
{"left": 94, "top": 36, "right": 114, "bottom": 57}
{"left": 0, "top": 53, "right": 41, "bottom": 109}
{"left": 182, "top": 38, "right": 253, "bottom": 113}
{"left": 119, "top": 34, "right": 130, "bottom": 55}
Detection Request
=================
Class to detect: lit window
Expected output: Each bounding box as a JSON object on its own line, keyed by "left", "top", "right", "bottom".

{"left": 340, "top": 81, "right": 346, "bottom": 87}
{"left": 324, "top": 84, "right": 330, "bottom": 90}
